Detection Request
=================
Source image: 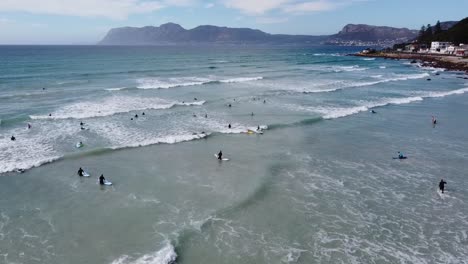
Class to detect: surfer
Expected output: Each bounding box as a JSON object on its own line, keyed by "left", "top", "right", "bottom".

{"left": 251, "top": 112, "right": 254, "bottom": 116}
{"left": 49, "top": 113, "right": 52, "bottom": 116}
{"left": 228, "top": 104, "right": 232, "bottom": 107}
{"left": 11, "top": 135, "right": 16, "bottom": 141}
{"left": 205, "top": 114, "right": 208, "bottom": 118}
{"left": 99, "top": 174, "right": 105, "bottom": 185}
{"left": 257, "top": 125, "right": 260, "bottom": 131}
{"left": 397, "top": 151, "right": 406, "bottom": 159}
{"left": 217, "top": 151, "right": 223, "bottom": 160}
{"left": 27, "top": 123, "right": 32, "bottom": 129}
{"left": 142, "top": 112, "right": 145, "bottom": 116}
{"left": 78, "top": 167, "right": 84, "bottom": 177}
{"left": 228, "top": 123, "right": 231, "bottom": 129}
{"left": 439, "top": 179, "right": 447, "bottom": 193}
{"left": 432, "top": 116, "right": 437, "bottom": 125}
{"left": 80, "top": 121, "right": 85, "bottom": 126}
{"left": 371, "top": 110, "right": 376, "bottom": 114}
{"left": 263, "top": 100, "right": 266, "bottom": 104}
{"left": 135, "top": 114, "right": 138, "bottom": 118}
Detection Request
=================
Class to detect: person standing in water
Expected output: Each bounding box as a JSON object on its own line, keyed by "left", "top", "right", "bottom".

{"left": 78, "top": 167, "right": 84, "bottom": 177}
{"left": 99, "top": 174, "right": 106, "bottom": 185}
{"left": 27, "top": 123, "right": 32, "bottom": 129}
{"left": 217, "top": 151, "right": 223, "bottom": 160}
{"left": 439, "top": 179, "right": 447, "bottom": 193}
{"left": 228, "top": 124, "right": 231, "bottom": 129}
{"left": 432, "top": 116, "right": 437, "bottom": 127}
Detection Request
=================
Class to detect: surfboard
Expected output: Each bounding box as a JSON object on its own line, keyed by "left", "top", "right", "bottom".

{"left": 82, "top": 171, "right": 90, "bottom": 177}
{"left": 437, "top": 189, "right": 445, "bottom": 199}
{"left": 76, "top": 142, "right": 83, "bottom": 148}
{"left": 214, "top": 154, "right": 229, "bottom": 161}
{"left": 98, "top": 180, "right": 112, "bottom": 186}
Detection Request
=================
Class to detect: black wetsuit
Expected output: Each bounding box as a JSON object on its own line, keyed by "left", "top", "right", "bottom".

{"left": 218, "top": 151, "right": 222, "bottom": 160}
{"left": 439, "top": 180, "right": 447, "bottom": 193}
{"left": 78, "top": 168, "right": 84, "bottom": 177}
{"left": 99, "top": 175, "right": 105, "bottom": 185}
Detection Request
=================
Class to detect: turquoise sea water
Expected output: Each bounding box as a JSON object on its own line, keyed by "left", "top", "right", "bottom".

{"left": 1, "top": 45, "right": 468, "bottom": 264}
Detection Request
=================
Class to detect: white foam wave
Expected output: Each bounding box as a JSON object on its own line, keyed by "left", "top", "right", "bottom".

{"left": 379, "top": 66, "right": 386, "bottom": 69}
{"left": 105, "top": 87, "right": 126, "bottom": 91}
{"left": 137, "top": 77, "right": 210, "bottom": 89}
{"left": 30, "top": 96, "right": 204, "bottom": 120}
{"left": 297, "top": 73, "right": 430, "bottom": 94}
{"left": 219, "top": 76, "right": 263, "bottom": 83}
{"left": 110, "top": 242, "right": 177, "bottom": 264}
{"left": 332, "top": 65, "right": 368, "bottom": 72}
{"left": 110, "top": 133, "right": 207, "bottom": 149}
{"left": 362, "top": 58, "right": 376, "bottom": 61}
{"left": 350, "top": 72, "right": 430, "bottom": 88}
{"left": 313, "top": 53, "right": 342, "bottom": 57}
{"left": 294, "top": 87, "right": 468, "bottom": 119}
{"left": 0, "top": 122, "right": 79, "bottom": 174}
{"left": 176, "top": 100, "right": 205, "bottom": 106}
{"left": 137, "top": 76, "right": 263, "bottom": 89}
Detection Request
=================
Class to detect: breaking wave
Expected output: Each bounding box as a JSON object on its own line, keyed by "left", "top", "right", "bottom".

{"left": 136, "top": 76, "right": 263, "bottom": 89}
{"left": 30, "top": 96, "right": 205, "bottom": 120}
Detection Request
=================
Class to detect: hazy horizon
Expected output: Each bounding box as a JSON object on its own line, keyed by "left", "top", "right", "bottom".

{"left": 0, "top": 0, "right": 467, "bottom": 45}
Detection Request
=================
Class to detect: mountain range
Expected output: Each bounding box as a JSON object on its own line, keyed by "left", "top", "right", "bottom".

{"left": 98, "top": 22, "right": 456, "bottom": 46}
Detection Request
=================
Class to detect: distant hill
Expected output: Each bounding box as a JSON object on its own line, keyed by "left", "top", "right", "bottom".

{"left": 326, "top": 24, "right": 418, "bottom": 45}
{"left": 436, "top": 21, "right": 459, "bottom": 30}
{"left": 99, "top": 22, "right": 460, "bottom": 46}
{"left": 432, "top": 18, "right": 468, "bottom": 44}
{"left": 99, "top": 23, "right": 326, "bottom": 45}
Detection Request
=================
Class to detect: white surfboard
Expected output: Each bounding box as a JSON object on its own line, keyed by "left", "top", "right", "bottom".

{"left": 437, "top": 189, "right": 445, "bottom": 199}
{"left": 214, "top": 154, "right": 229, "bottom": 161}
{"left": 98, "top": 180, "right": 112, "bottom": 186}
{"left": 82, "top": 171, "right": 90, "bottom": 177}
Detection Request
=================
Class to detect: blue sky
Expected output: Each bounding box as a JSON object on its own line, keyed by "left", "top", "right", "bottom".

{"left": 0, "top": 0, "right": 466, "bottom": 44}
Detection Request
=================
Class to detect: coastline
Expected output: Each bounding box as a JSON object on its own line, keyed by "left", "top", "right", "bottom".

{"left": 353, "top": 52, "right": 468, "bottom": 74}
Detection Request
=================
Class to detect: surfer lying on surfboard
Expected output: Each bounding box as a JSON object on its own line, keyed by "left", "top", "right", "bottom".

{"left": 393, "top": 151, "right": 407, "bottom": 159}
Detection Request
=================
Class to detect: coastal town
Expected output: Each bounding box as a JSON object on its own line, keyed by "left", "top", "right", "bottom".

{"left": 356, "top": 17, "right": 468, "bottom": 73}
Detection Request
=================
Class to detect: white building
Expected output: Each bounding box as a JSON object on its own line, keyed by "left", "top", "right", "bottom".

{"left": 430, "top": 42, "right": 452, "bottom": 53}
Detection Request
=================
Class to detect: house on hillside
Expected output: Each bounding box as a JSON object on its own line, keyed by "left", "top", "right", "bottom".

{"left": 455, "top": 44, "right": 467, "bottom": 57}
{"left": 405, "top": 44, "right": 419, "bottom": 52}
{"left": 430, "top": 42, "right": 453, "bottom": 53}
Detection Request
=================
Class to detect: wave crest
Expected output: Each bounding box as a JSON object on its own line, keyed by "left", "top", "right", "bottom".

{"left": 110, "top": 242, "right": 177, "bottom": 264}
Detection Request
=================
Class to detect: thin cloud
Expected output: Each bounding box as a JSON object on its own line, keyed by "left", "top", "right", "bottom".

{"left": 283, "top": 1, "right": 336, "bottom": 13}
{"left": 205, "top": 3, "right": 215, "bottom": 8}
{"left": 0, "top": 0, "right": 191, "bottom": 20}
{"left": 224, "top": 0, "right": 290, "bottom": 15}
{"left": 224, "top": 0, "right": 365, "bottom": 15}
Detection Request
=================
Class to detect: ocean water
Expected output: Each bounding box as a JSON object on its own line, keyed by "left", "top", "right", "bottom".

{"left": 1, "top": 45, "right": 468, "bottom": 264}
